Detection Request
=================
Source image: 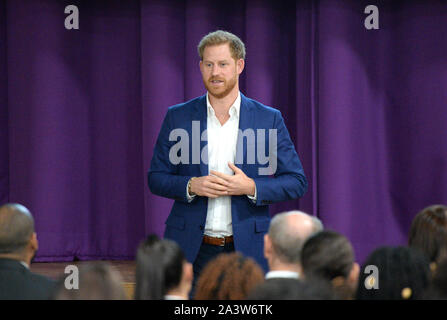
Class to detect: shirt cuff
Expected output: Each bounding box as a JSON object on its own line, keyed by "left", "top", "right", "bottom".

{"left": 247, "top": 184, "right": 257, "bottom": 202}
{"left": 186, "top": 179, "right": 196, "bottom": 202}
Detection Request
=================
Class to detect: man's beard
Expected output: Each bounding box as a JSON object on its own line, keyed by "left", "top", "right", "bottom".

{"left": 203, "top": 75, "right": 238, "bottom": 99}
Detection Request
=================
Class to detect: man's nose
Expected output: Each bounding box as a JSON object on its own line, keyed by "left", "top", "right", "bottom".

{"left": 211, "top": 65, "right": 221, "bottom": 76}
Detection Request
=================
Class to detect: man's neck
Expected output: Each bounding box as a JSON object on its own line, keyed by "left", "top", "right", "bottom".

{"left": 269, "top": 262, "right": 302, "bottom": 275}
{"left": 0, "top": 253, "right": 30, "bottom": 266}
{"left": 166, "top": 287, "right": 189, "bottom": 300}
{"left": 208, "top": 87, "right": 239, "bottom": 115}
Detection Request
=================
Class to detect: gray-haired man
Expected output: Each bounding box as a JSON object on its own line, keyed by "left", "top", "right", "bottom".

{"left": 263, "top": 210, "right": 323, "bottom": 279}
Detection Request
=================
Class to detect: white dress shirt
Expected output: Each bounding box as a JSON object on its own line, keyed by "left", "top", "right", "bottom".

{"left": 186, "top": 92, "right": 256, "bottom": 237}
{"left": 203, "top": 92, "right": 241, "bottom": 237}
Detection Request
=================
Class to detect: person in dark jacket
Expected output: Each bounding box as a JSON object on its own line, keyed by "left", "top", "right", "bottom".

{"left": 0, "top": 203, "right": 54, "bottom": 299}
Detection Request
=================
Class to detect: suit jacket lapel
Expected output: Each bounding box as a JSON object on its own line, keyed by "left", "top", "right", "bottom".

{"left": 236, "top": 93, "right": 254, "bottom": 174}
{"left": 194, "top": 95, "right": 208, "bottom": 177}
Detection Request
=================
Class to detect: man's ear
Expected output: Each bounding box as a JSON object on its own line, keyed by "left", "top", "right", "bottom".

{"left": 236, "top": 59, "right": 245, "bottom": 75}
{"left": 183, "top": 261, "right": 194, "bottom": 283}
{"left": 348, "top": 262, "right": 360, "bottom": 286}
{"left": 199, "top": 60, "right": 203, "bottom": 72}
{"left": 29, "top": 232, "right": 38, "bottom": 252}
{"left": 264, "top": 234, "right": 272, "bottom": 259}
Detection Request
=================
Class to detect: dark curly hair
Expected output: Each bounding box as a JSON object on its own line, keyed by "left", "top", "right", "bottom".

{"left": 194, "top": 252, "right": 264, "bottom": 300}
{"left": 356, "top": 246, "right": 430, "bottom": 300}
{"left": 423, "top": 257, "right": 447, "bottom": 299}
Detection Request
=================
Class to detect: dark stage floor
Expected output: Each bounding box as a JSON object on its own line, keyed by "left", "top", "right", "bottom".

{"left": 30, "top": 260, "right": 136, "bottom": 299}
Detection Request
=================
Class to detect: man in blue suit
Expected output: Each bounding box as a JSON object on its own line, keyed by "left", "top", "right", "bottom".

{"left": 148, "top": 30, "right": 307, "bottom": 283}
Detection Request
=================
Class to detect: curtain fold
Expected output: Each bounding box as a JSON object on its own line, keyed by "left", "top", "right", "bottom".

{"left": 0, "top": 0, "right": 8, "bottom": 205}
{"left": 1, "top": 0, "right": 446, "bottom": 263}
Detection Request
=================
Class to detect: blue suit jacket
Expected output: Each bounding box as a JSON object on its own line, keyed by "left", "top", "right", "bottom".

{"left": 147, "top": 93, "right": 307, "bottom": 271}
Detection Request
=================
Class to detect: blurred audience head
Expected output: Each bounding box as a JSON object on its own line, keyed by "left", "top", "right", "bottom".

{"left": 356, "top": 246, "right": 430, "bottom": 300}
{"left": 409, "top": 204, "right": 447, "bottom": 264}
{"left": 53, "top": 262, "right": 126, "bottom": 300}
{"left": 247, "top": 276, "right": 335, "bottom": 300}
{"left": 135, "top": 235, "right": 193, "bottom": 300}
{"left": 301, "top": 230, "right": 359, "bottom": 299}
{"left": 0, "top": 203, "right": 38, "bottom": 266}
{"left": 423, "top": 257, "right": 447, "bottom": 299}
{"left": 264, "top": 210, "right": 323, "bottom": 273}
{"left": 194, "top": 252, "right": 264, "bottom": 300}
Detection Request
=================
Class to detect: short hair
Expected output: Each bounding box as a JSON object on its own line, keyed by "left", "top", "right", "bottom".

{"left": 134, "top": 236, "right": 186, "bottom": 300}
{"left": 197, "top": 30, "right": 246, "bottom": 61}
{"left": 0, "top": 203, "right": 35, "bottom": 254}
{"left": 301, "top": 230, "right": 355, "bottom": 280}
{"left": 247, "top": 277, "right": 336, "bottom": 300}
{"left": 268, "top": 211, "right": 323, "bottom": 264}
{"left": 408, "top": 204, "right": 447, "bottom": 263}
{"left": 356, "top": 246, "right": 430, "bottom": 300}
{"left": 53, "top": 262, "right": 126, "bottom": 300}
{"left": 194, "top": 252, "right": 264, "bottom": 300}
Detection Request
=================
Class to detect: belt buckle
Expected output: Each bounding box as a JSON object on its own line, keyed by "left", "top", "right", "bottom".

{"left": 218, "top": 237, "right": 225, "bottom": 247}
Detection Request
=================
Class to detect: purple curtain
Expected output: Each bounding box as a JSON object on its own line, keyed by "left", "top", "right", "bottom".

{"left": 0, "top": 0, "right": 7, "bottom": 206}
{"left": 1, "top": 0, "right": 446, "bottom": 263}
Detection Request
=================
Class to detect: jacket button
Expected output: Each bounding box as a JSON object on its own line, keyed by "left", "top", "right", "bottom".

{"left": 199, "top": 225, "right": 204, "bottom": 230}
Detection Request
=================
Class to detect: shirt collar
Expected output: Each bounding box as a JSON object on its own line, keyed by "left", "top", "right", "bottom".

{"left": 206, "top": 91, "right": 241, "bottom": 119}
{"left": 265, "top": 270, "right": 300, "bottom": 280}
{"left": 164, "top": 295, "right": 185, "bottom": 300}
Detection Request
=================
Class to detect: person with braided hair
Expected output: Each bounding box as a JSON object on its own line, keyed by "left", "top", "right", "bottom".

{"left": 301, "top": 230, "right": 359, "bottom": 299}
{"left": 356, "top": 246, "right": 431, "bottom": 300}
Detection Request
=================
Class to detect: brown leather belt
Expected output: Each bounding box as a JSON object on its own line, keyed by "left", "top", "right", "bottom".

{"left": 203, "top": 235, "right": 234, "bottom": 246}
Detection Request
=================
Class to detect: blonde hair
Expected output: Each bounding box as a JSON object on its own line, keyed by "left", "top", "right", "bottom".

{"left": 197, "top": 30, "right": 246, "bottom": 61}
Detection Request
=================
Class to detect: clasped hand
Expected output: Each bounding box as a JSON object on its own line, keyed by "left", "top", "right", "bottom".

{"left": 190, "top": 162, "right": 255, "bottom": 199}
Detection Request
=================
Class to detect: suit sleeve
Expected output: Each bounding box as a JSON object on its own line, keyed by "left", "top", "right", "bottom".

{"left": 252, "top": 111, "right": 308, "bottom": 206}
{"left": 147, "top": 109, "right": 191, "bottom": 203}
